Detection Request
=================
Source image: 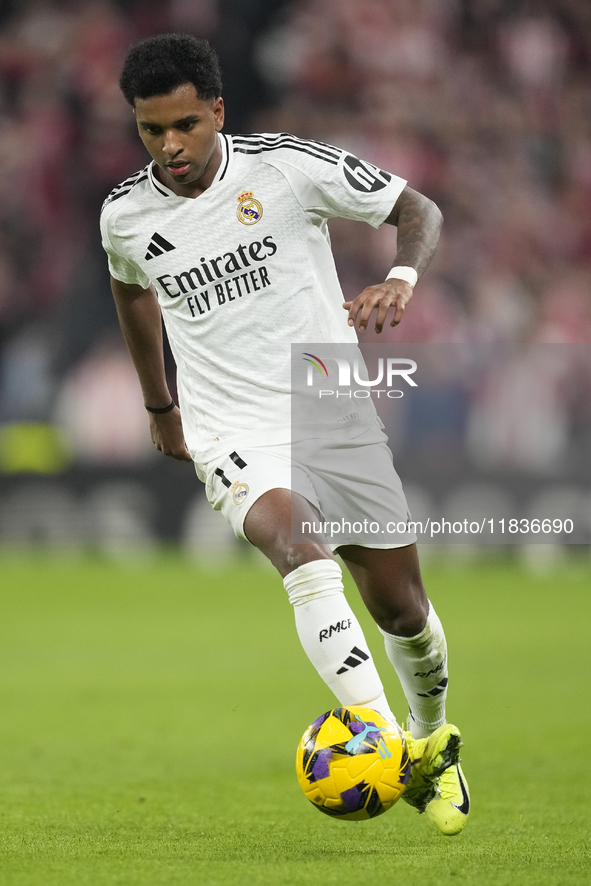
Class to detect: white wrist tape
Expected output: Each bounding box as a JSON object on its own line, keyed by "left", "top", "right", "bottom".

{"left": 386, "top": 266, "right": 418, "bottom": 287}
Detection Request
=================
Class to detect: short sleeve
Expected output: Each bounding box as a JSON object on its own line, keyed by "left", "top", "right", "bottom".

{"left": 100, "top": 208, "right": 151, "bottom": 289}
{"left": 260, "top": 136, "right": 407, "bottom": 228}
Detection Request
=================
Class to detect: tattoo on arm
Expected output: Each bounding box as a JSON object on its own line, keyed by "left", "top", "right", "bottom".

{"left": 389, "top": 188, "right": 443, "bottom": 278}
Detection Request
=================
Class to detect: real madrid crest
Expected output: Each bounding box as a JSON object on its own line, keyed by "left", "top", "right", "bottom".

{"left": 237, "top": 190, "right": 263, "bottom": 225}
{"left": 231, "top": 481, "right": 249, "bottom": 505}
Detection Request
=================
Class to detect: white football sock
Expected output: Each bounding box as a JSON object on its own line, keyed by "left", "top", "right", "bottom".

{"left": 380, "top": 602, "right": 448, "bottom": 738}
{"left": 284, "top": 560, "right": 395, "bottom": 723}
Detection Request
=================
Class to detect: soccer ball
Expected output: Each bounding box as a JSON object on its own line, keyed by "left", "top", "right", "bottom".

{"left": 295, "top": 705, "right": 410, "bottom": 821}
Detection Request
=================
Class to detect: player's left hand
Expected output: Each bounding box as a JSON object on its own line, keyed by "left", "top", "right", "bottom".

{"left": 343, "top": 278, "right": 414, "bottom": 333}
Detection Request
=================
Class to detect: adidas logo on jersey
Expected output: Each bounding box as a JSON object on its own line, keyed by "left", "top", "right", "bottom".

{"left": 145, "top": 232, "right": 176, "bottom": 261}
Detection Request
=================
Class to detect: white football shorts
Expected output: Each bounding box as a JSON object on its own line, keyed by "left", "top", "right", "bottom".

{"left": 195, "top": 422, "right": 417, "bottom": 549}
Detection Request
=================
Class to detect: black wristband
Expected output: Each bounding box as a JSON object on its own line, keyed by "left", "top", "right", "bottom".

{"left": 145, "top": 400, "right": 176, "bottom": 414}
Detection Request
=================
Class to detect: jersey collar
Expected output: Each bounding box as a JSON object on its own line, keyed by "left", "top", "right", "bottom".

{"left": 148, "top": 133, "right": 231, "bottom": 199}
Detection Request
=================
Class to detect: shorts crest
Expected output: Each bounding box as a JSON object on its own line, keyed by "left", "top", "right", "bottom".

{"left": 231, "top": 481, "right": 249, "bottom": 504}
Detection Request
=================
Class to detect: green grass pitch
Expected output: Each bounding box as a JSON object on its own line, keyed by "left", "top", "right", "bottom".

{"left": 0, "top": 551, "right": 589, "bottom": 885}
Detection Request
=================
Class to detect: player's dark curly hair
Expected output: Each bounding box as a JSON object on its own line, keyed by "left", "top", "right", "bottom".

{"left": 119, "top": 34, "right": 222, "bottom": 105}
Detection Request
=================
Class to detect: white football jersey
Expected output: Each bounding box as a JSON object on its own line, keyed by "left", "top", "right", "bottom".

{"left": 100, "top": 133, "right": 406, "bottom": 463}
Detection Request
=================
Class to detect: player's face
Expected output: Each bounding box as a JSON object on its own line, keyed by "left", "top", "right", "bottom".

{"left": 134, "top": 84, "right": 224, "bottom": 197}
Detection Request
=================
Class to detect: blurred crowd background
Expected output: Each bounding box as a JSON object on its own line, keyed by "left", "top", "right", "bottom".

{"left": 0, "top": 0, "right": 590, "bottom": 554}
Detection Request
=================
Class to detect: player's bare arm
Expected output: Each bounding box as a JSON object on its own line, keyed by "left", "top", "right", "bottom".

{"left": 343, "top": 186, "right": 443, "bottom": 333}
{"left": 110, "top": 276, "right": 192, "bottom": 461}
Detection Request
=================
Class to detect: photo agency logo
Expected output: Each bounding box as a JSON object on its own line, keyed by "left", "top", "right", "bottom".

{"left": 302, "top": 352, "right": 418, "bottom": 398}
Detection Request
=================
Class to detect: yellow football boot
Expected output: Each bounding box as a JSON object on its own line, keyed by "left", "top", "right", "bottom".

{"left": 425, "top": 762, "right": 470, "bottom": 835}
{"left": 402, "top": 723, "right": 462, "bottom": 815}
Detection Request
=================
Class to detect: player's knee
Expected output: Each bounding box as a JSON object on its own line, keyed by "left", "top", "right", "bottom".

{"left": 262, "top": 521, "right": 333, "bottom": 578}
{"left": 266, "top": 540, "right": 333, "bottom": 578}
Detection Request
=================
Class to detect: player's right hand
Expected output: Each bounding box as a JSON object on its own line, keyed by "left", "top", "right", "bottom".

{"left": 343, "top": 277, "right": 414, "bottom": 333}
{"left": 148, "top": 408, "right": 193, "bottom": 461}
